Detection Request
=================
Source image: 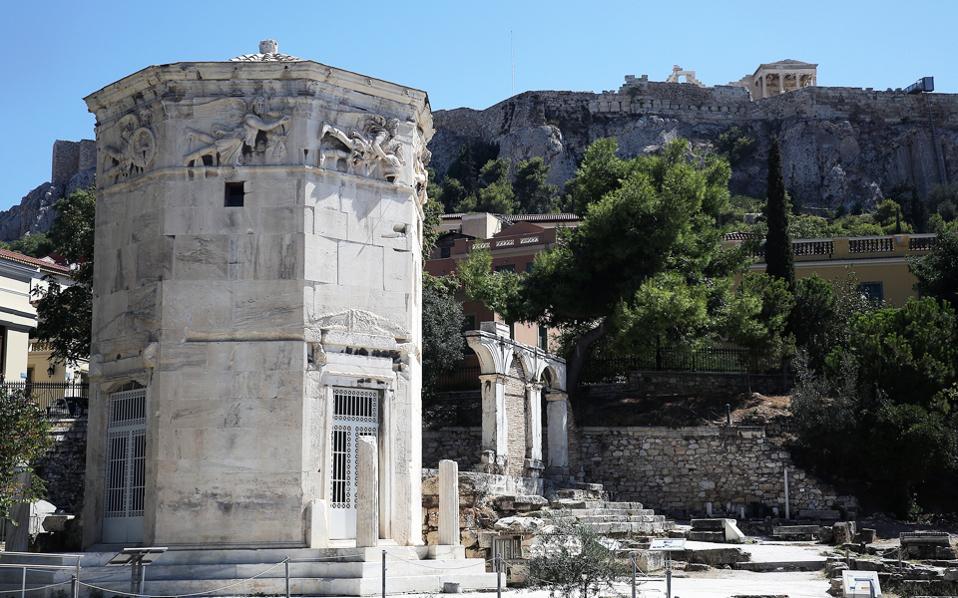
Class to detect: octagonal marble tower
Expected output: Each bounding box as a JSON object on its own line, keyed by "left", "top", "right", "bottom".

{"left": 82, "top": 41, "right": 432, "bottom": 549}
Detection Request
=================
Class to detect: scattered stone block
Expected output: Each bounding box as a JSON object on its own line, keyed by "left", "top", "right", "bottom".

{"left": 685, "top": 563, "right": 710, "bottom": 572}
{"left": 773, "top": 524, "right": 822, "bottom": 541}
{"left": 833, "top": 521, "right": 857, "bottom": 545}
{"left": 855, "top": 528, "right": 877, "bottom": 544}
{"left": 682, "top": 547, "right": 750, "bottom": 566}
{"left": 690, "top": 518, "right": 727, "bottom": 531}
{"left": 688, "top": 530, "right": 726, "bottom": 542}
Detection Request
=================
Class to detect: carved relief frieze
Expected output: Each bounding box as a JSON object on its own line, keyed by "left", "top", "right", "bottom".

{"left": 100, "top": 112, "right": 157, "bottom": 185}
{"left": 412, "top": 138, "right": 431, "bottom": 206}
{"left": 184, "top": 96, "right": 290, "bottom": 167}
{"left": 318, "top": 115, "right": 405, "bottom": 183}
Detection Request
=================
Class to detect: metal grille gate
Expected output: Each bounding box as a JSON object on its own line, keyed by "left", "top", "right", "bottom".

{"left": 328, "top": 388, "right": 379, "bottom": 540}
{"left": 103, "top": 387, "right": 147, "bottom": 544}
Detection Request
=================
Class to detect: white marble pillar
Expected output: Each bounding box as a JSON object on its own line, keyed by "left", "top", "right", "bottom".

{"left": 479, "top": 374, "right": 508, "bottom": 471}
{"left": 545, "top": 391, "right": 569, "bottom": 472}
{"left": 525, "top": 383, "right": 544, "bottom": 465}
{"left": 438, "top": 460, "right": 460, "bottom": 546}
{"left": 356, "top": 436, "right": 378, "bottom": 548}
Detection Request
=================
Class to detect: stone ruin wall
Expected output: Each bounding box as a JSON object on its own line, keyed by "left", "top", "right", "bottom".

{"left": 571, "top": 425, "right": 848, "bottom": 518}
{"left": 423, "top": 426, "right": 481, "bottom": 470}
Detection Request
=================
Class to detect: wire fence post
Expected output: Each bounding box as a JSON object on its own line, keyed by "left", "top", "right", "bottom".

{"left": 20, "top": 567, "right": 26, "bottom": 598}
{"left": 381, "top": 550, "right": 386, "bottom": 598}
{"left": 284, "top": 557, "right": 290, "bottom": 598}
{"left": 666, "top": 551, "right": 672, "bottom": 598}
{"left": 71, "top": 575, "right": 78, "bottom": 598}
{"left": 495, "top": 555, "right": 502, "bottom": 598}
{"left": 630, "top": 552, "right": 637, "bottom": 598}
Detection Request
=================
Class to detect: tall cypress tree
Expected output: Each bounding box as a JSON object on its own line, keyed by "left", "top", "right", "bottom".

{"left": 764, "top": 139, "right": 794, "bottom": 288}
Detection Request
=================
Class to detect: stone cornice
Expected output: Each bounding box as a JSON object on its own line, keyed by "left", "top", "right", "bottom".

{"left": 85, "top": 60, "right": 432, "bottom": 136}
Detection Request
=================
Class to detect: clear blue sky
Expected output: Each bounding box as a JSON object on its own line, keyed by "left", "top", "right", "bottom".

{"left": 2, "top": 0, "right": 955, "bottom": 210}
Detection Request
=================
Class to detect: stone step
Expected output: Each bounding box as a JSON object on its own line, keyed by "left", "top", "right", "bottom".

{"left": 70, "top": 558, "right": 489, "bottom": 583}
{"left": 549, "top": 499, "right": 645, "bottom": 510}
{"left": 48, "top": 571, "right": 504, "bottom": 597}
{"left": 576, "top": 521, "right": 670, "bottom": 536}
{"left": 549, "top": 509, "right": 661, "bottom": 519}
{"left": 566, "top": 515, "right": 662, "bottom": 524}
{"left": 555, "top": 488, "right": 604, "bottom": 501}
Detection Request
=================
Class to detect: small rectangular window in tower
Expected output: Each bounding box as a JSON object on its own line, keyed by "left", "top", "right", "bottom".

{"left": 224, "top": 182, "right": 245, "bottom": 207}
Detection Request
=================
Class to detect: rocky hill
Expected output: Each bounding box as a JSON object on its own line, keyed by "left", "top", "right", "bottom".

{"left": 431, "top": 80, "right": 958, "bottom": 209}
{"left": 0, "top": 140, "right": 95, "bottom": 242}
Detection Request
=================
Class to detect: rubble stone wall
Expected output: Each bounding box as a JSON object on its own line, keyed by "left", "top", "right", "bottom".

{"left": 36, "top": 418, "right": 87, "bottom": 515}
{"left": 574, "top": 425, "right": 843, "bottom": 517}
{"left": 505, "top": 359, "right": 527, "bottom": 477}
{"left": 422, "top": 427, "right": 481, "bottom": 470}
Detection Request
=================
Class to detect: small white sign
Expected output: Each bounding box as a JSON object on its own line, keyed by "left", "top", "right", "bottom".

{"left": 649, "top": 538, "right": 687, "bottom": 551}
{"left": 841, "top": 570, "right": 881, "bottom": 597}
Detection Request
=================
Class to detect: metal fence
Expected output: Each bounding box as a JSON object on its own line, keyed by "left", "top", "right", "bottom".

{"left": 581, "top": 347, "right": 783, "bottom": 383}
{"left": 434, "top": 363, "right": 481, "bottom": 392}
{"left": 0, "top": 381, "right": 91, "bottom": 418}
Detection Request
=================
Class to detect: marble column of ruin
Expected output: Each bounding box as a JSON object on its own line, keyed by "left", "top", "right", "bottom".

{"left": 479, "top": 374, "right": 508, "bottom": 471}
{"left": 438, "top": 460, "right": 460, "bottom": 546}
{"left": 525, "top": 382, "right": 544, "bottom": 466}
{"left": 545, "top": 390, "right": 569, "bottom": 473}
{"left": 356, "top": 436, "right": 379, "bottom": 548}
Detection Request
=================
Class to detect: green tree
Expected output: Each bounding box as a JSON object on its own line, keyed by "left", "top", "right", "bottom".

{"left": 0, "top": 389, "right": 52, "bottom": 520}
{"left": 720, "top": 272, "right": 795, "bottom": 367}
{"left": 911, "top": 228, "right": 958, "bottom": 309}
{"left": 32, "top": 189, "right": 95, "bottom": 365}
{"left": 716, "top": 126, "right": 755, "bottom": 166}
{"left": 421, "top": 274, "right": 465, "bottom": 400}
{"left": 445, "top": 141, "right": 499, "bottom": 194}
{"left": 436, "top": 177, "right": 469, "bottom": 213}
{"left": 874, "top": 199, "right": 912, "bottom": 233}
{"left": 610, "top": 272, "right": 714, "bottom": 359}
{"left": 522, "top": 139, "right": 735, "bottom": 389}
{"left": 561, "top": 138, "right": 636, "bottom": 216}
{"left": 454, "top": 159, "right": 517, "bottom": 214}
{"left": 457, "top": 248, "right": 523, "bottom": 324}
{"left": 764, "top": 140, "right": 794, "bottom": 287}
{"left": 793, "top": 298, "right": 958, "bottom": 513}
{"left": 513, "top": 157, "right": 557, "bottom": 213}
{"left": 5, "top": 233, "right": 54, "bottom": 258}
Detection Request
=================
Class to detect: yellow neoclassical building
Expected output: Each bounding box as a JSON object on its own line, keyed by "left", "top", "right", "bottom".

{"left": 730, "top": 232, "right": 937, "bottom": 305}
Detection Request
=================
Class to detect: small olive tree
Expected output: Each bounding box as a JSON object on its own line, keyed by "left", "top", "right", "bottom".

{"left": 528, "top": 518, "right": 628, "bottom": 598}
{"left": 0, "top": 388, "right": 52, "bottom": 520}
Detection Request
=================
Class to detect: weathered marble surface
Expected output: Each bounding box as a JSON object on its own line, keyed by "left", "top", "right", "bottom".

{"left": 82, "top": 46, "right": 431, "bottom": 549}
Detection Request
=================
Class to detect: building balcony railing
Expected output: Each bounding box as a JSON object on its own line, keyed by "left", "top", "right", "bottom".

{"left": 848, "top": 236, "right": 894, "bottom": 253}
{"left": 0, "top": 380, "right": 91, "bottom": 418}
{"left": 740, "top": 233, "right": 938, "bottom": 263}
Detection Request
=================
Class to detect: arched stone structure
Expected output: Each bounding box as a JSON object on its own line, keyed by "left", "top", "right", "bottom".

{"left": 465, "top": 322, "right": 567, "bottom": 478}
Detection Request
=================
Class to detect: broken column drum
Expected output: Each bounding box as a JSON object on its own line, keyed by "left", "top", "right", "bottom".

{"left": 81, "top": 44, "right": 432, "bottom": 549}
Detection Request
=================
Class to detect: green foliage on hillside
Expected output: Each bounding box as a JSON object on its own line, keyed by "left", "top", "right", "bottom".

{"left": 2, "top": 233, "right": 54, "bottom": 258}
{"left": 434, "top": 141, "right": 559, "bottom": 215}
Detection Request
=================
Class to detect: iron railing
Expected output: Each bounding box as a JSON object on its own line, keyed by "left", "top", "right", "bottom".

{"left": 0, "top": 381, "right": 91, "bottom": 418}
{"left": 581, "top": 347, "right": 782, "bottom": 383}
{"left": 434, "top": 363, "right": 482, "bottom": 392}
